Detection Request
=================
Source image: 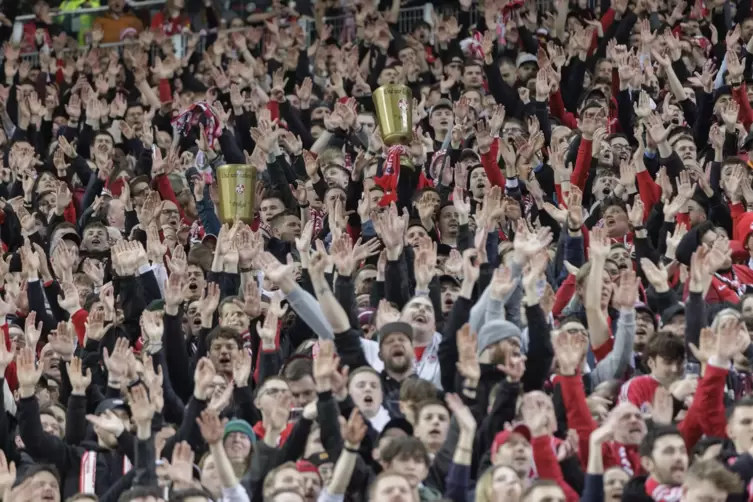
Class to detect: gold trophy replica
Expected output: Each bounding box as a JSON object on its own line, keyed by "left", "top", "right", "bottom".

{"left": 216, "top": 164, "right": 257, "bottom": 224}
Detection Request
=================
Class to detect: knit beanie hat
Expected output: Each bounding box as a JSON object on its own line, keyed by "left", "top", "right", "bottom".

{"left": 224, "top": 419, "right": 256, "bottom": 443}
{"left": 476, "top": 319, "right": 525, "bottom": 355}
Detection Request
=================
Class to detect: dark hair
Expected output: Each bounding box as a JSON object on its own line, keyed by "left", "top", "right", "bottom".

{"left": 686, "top": 459, "right": 744, "bottom": 493}
{"left": 644, "top": 332, "right": 685, "bottom": 364}
{"left": 600, "top": 196, "right": 628, "bottom": 215}
{"left": 171, "top": 487, "right": 215, "bottom": 501}
{"left": 726, "top": 397, "right": 753, "bottom": 420}
{"left": 269, "top": 210, "right": 299, "bottom": 228}
{"left": 415, "top": 399, "right": 449, "bottom": 422}
{"left": 67, "top": 494, "right": 100, "bottom": 502}
{"left": 381, "top": 436, "right": 430, "bottom": 467}
{"left": 283, "top": 358, "right": 313, "bottom": 382}
{"left": 639, "top": 424, "right": 683, "bottom": 457}
{"left": 205, "top": 326, "right": 243, "bottom": 350}
{"left": 263, "top": 190, "right": 285, "bottom": 202}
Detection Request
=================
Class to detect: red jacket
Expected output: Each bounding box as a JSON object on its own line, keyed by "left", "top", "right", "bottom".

{"left": 532, "top": 435, "right": 579, "bottom": 502}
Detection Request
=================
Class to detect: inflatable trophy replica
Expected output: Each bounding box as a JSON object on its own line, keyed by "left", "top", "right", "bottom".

{"left": 216, "top": 164, "right": 257, "bottom": 224}
{"left": 372, "top": 84, "right": 413, "bottom": 149}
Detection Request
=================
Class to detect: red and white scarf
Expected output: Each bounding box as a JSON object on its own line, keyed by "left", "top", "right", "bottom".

{"left": 645, "top": 476, "right": 683, "bottom": 502}
{"left": 80, "top": 451, "right": 132, "bottom": 494}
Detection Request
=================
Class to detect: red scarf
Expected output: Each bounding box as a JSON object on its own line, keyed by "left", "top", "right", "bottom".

{"left": 252, "top": 421, "right": 294, "bottom": 445}
{"left": 603, "top": 441, "right": 642, "bottom": 476}
{"left": 374, "top": 146, "right": 432, "bottom": 206}
{"left": 645, "top": 476, "right": 682, "bottom": 502}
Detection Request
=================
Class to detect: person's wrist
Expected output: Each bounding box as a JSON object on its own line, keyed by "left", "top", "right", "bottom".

{"left": 386, "top": 247, "right": 401, "bottom": 261}
{"left": 18, "top": 385, "right": 35, "bottom": 399}
{"left": 194, "top": 388, "right": 208, "bottom": 400}
{"left": 261, "top": 339, "right": 277, "bottom": 351}
{"left": 315, "top": 379, "right": 332, "bottom": 393}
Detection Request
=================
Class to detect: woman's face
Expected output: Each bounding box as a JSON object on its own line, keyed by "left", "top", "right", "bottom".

{"left": 491, "top": 466, "right": 522, "bottom": 502}
{"left": 604, "top": 468, "right": 630, "bottom": 502}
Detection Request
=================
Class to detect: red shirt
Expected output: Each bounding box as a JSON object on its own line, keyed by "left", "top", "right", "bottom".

{"left": 151, "top": 11, "right": 190, "bottom": 36}
{"left": 619, "top": 375, "right": 660, "bottom": 411}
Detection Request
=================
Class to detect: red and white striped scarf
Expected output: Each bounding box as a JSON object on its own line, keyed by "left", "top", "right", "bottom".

{"left": 80, "top": 450, "right": 132, "bottom": 494}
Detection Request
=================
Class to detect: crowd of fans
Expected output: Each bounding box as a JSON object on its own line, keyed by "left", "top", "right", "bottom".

{"left": 2, "top": 0, "right": 753, "bottom": 500}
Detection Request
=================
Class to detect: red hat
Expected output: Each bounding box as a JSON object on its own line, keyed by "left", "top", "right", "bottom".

{"left": 296, "top": 460, "right": 321, "bottom": 481}
{"left": 491, "top": 424, "right": 532, "bottom": 455}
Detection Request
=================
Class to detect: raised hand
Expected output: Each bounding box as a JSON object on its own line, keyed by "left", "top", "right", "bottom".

{"left": 67, "top": 356, "right": 91, "bottom": 395}
{"left": 103, "top": 337, "right": 131, "bottom": 383}
{"left": 16, "top": 347, "right": 42, "bottom": 397}
{"left": 455, "top": 324, "right": 480, "bottom": 384}
{"left": 197, "top": 408, "right": 224, "bottom": 445}
{"left": 48, "top": 320, "right": 75, "bottom": 362}
{"left": 553, "top": 330, "right": 587, "bottom": 376}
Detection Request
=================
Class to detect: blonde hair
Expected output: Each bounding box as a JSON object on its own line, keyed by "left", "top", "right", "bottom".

{"left": 475, "top": 467, "right": 495, "bottom": 502}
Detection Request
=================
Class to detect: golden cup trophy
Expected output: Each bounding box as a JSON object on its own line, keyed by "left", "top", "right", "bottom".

{"left": 216, "top": 164, "right": 257, "bottom": 224}
{"left": 373, "top": 84, "right": 413, "bottom": 148}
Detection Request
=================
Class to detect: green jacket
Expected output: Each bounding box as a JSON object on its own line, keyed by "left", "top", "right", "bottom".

{"left": 56, "top": 0, "right": 101, "bottom": 44}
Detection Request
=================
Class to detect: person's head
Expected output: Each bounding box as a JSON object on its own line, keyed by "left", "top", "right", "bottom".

{"left": 17, "top": 465, "right": 61, "bottom": 502}
{"left": 640, "top": 425, "right": 688, "bottom": 486}
{"left": 380, "top": 436, "right": 430, "bottom": 488}
{"left": 368, "top": 472, "right": 414, "bottom": 502}
{"left": 601, "top": 197, "right": 630, "bottom": 238}
{"left": 283, "top": 358, "right": 317, "bottom": 409}
{"left": 263, "top": 461, "right": 304, "bottom": 499}
{"left": 296, "top": 460, "right": 322, "bottom": 502}
{"left": 93, "top": 399, "right": 129, "bottom": 448}
{"left": 40, "top": 407, "right": 63, "bottom": 438}
{"left": 440, "top": 277, "right": 461, "bottom": 314}
{"left": 319, "top": 149, "right": 348, "bottom": 189}
{"left": 348, "top": 367, "right": 384, "bottom": 419}
{"left": 437, "top": 203, "right": 460, "bottom": 237}
{"left": 378, "top": 322, "right": 414, "bottom": 376}
{"left": 611, "top": 402, "right": 647, "bottom": 445}
{"left": 726, "top": 397, "right": 753, "bottom": 453}
{"left": 157, "top": 200, "right": 181, "bottom": 229}
{"left": 428, "top": 101, "right": 453, "bottom": 136}
{"left": 223, "top": 419, "right": 255, "bottom": 464}
{"left": 269, "top": 211, "right": 303, "bottom": 242}
{"left": 687, "top": 197, "right": 708, "bottom": 227}
{"left": 218, "top": 296, "right": 249, "bottom": 332}
{"left": 413, "top": 399, "right": 450, "bottom": 454}
{"left": 521, "top": 480, "right": 565, "bottom": 502}
{"left": 124, "top": 103, "right": 144, "bottom": 129}
{"left": 634, "top": 307, "right": 657, "bottom": 353}
{"left": 681, "top": 459, "right": 743, "bottom": 502}
{"left": 81, "top": 220, "right": 110, "bottom": 253}
{"left": 184, "top": 261, "right": 206, "bottom": 301}
{"left": 603, "top": 467, "right": 630, "bottom": 502}
{"left": 477, "top": 319, "right": 525, "bottom": 367}
{"left": 491, "top": 425, "right": 533, "bottom": 479}
{"left": 400, "top": 296, "right": 436, "bottom": 339}
{"left": 205, "top": 326, "right": 242, "bottom": 375}
{"left": 644, "top": 332, "right": 685, "bottom": 387}
{"left": 469, "top": 165, "right": 490, "bottom": 199}
{"left": 607, "top": 244, "right": 631, "bottom": 272}
{"left": 398, "top": 378, "right": 437, "bottom": 425}
{"left": 254, "top": 376, "right": 291, "bottom": 415}
{"left": 357, "top": 112, "right": 376, "bottom": 137}
{"left": 260, "top": 193, "right": 286, "bottom": 223}
{"left": 674, "top": 136, "right": 697, "bottom": 163}
{"left": 475, "top": 465, "right": 523, "bottom": 502}
{"left": 463, "top": 60, "right": 484, "bottom": 89}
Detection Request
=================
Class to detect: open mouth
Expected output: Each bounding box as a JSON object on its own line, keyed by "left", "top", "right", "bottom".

{"left": 605, "top": 216, "right": 615, "bottom": 226}
{"left": 189, "top": 283, "right": 198, "bottom": 291}
{"left": 192, "top": 318, "right": 202, "bottom": 327}
{"left": 444, "top": 298, "right": 454, "bottom": 309}
{"left": 92, "top": 238, "right": 101, "bottom": 245}
{"left": 219, "top": 355, "right": 231, "bottom": 365}
{"left": 429, "top": 428, "right": 441, "bottom": 437}
{"left": 363, "top": 395, "right": 374, "bottom": 405}
{"left": 414, "top": 314, "right": 428, "bottom": 323}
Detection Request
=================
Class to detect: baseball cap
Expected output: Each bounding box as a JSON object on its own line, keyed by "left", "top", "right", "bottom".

{"left": 491, "top": 424, "right": 532, "bottom": 455}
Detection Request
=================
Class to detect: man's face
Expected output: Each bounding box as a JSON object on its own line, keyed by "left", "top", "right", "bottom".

{"left": 609, "top": 137, "right": 631, "bottom": 165}
{"left": 82, "top": 225, "right": 109, "bottom": 252}
{"left": 301, "top": 471, "right": 322, "bottom": 502}
{"left": 462, "top": 65, "right": 484, "bottom": 88}
{"left": 372, "top": 474, "right": 413, "bottom": 502}
{"left": 493, "top": 435, "right": 533, "bottom": 477}
{"left": 41, "top": 413, "right": 62, "bottom": 437}
{"left": 499, "top": 62, "right": 517, "bottom": 86}
{"left": 158, "top": 201, "right": 181, "bottom": 229}
{"left": 94, "top": 133, "right": 114, "bottom": 152}
{"left": 256, "top": 380, "right": 291, "bottom": 414}
{"left": 38, "top": 192, "right": 56, "bottom": 219}
{"left": 649, "top": 355, "right": 684, "bottom": 387}
{"left": 220, "top": 300, "right": 250, "bottom": 332}
{"left": 502, "top": 121, "right": 525, "bottom": 143}
{"left": 438, "top": 205, "right": 459, "bottom": 237}
{"left": 469, "top": 167, "right": 489, "bottom": 199}
{"left": 223, "top": 432, "right": 252, "bottom": 462}
{"left": 517, "top": 62, "right": 537, "bottom": 83}
{"left": 727, "top": 405, "right": 753, "bottom": 452}
{"left": 260, "top": 198, "right": 285, "bottom": 224}
{"left": 603, "top": 205, "right": 629, "bottom": 237}
{"left": 273, "top": 467, "right": 304, "bottom": 494}
{"left": 687, "top": 199, "right": 707, "bottom": 226}
{"left": 275, "top": 215, "right": 303, "bottom": 242}
{"left": 125, "top": 105, "right": 144, "bottom": 128}
{"left": 379, "top": 333, "right": 413, "bottom": 374}
{"left": 348, "top": 371, "right": 383, "bottom": 417}
{"left": 414, "top": 404, "right": 450, "bottom": 451}
{"left": 30, "top": 471, "right": 61, "bottom": 502}
{"left": 675, "top": 138, "right": 697, "bottom": 162}
{"left": 387, "top": 456, "right": 428, "bottom": 488}
{"left": 405, "top": 226, "right": 428, "bottom": 247}
{"left": 607, "top": 247, "right": 631, "bottom": 272}
{"left": 185, "top": 265, "right": 206, "bottom": 301}
{"left": 323, "top": 167, "right": 348, "bottom": 189}
{"left": 378, "top": 68, "right": 398, "bottom": 86}
{"left": 635, "top": 311, "right": 655, "bottom": 353}
{"left": 647, "top": 434, "right": 688, "bottom": 486}
{"left": 462, "top": 90, "right": 482, "bottom": 111}
{"left": 595, "top": 59, "right": 612, "bottom": 80}
{"left": 440, "top": 281, "right": 460, "bottom": 314}
{"left": 428, "top": 108, "right": 453, "bottom": 134}
{"left": 401, "top": 297, "right": 436, "bottom": 335}
{"left": 289, "top": 376, "right": 317, "bottom": 408}
{"left": 357, "top": 114, "right": 376, "bottom": 136}
{"left": 208, "top": 337, "right": 239, "bottom": 374}
{"left": 612, "top": 403, "right": 646, "bottom": 445}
